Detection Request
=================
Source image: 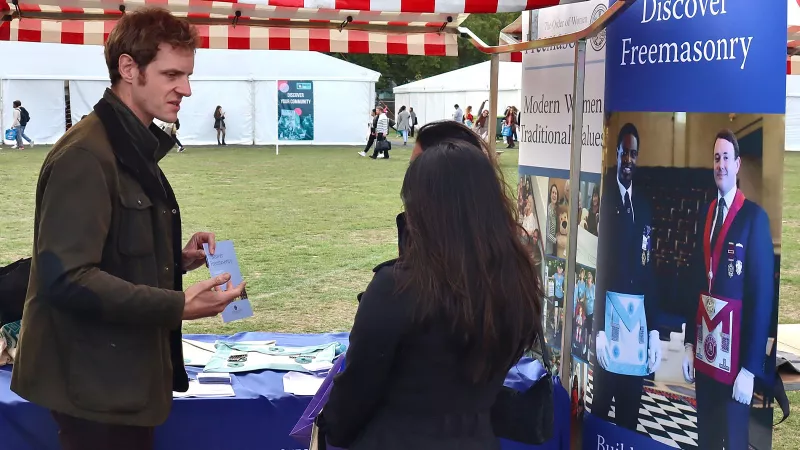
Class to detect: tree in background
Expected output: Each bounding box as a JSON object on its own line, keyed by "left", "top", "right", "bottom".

{"left": 331, "top": 13, "right": 519, "bottom": 93}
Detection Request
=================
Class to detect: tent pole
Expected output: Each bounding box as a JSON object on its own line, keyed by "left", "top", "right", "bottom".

{"left": 488, "top": 54, "right": 500, "bottom": 158}
{"left": 0, "top": 79, "right": 4, "bottom": 146}
{"left": 251, "top": 80, "right": 256, "bottom": 146}
{"left": 559, "top": 38, "right": 587, "bottom": 390}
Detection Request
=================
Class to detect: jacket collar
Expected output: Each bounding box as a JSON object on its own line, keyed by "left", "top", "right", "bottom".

{"left": 93, "top": 95, "right": 176, "bottom": 204}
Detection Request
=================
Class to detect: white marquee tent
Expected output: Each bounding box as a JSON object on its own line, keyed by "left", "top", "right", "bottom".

{"left": 787, "top": 76, "right": 800, "bottom": 151}
{"left": 0, "top": 41, "right": 380, "bottom": 147}
{"left": 393, "top": 60, "right": 521, "bottom": 127}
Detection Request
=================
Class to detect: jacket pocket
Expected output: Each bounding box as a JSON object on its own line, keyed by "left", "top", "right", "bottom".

{"left": 118, "top": 191, "right": 155, "bottom": 257}
{"left": 66, "top": 329, "right": 155, "bottom": 413}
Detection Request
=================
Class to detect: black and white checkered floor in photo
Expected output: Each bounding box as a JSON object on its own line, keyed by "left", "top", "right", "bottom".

{"left": 585, "top": 371, "right": 699, "bottom": 449}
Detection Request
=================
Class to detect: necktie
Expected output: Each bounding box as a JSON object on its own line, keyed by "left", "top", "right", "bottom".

{"left": 623, "top": 191, "right": 632, "bottom": 221}
{"left": 711, "top": 198, "right": 726, "bottom": 249}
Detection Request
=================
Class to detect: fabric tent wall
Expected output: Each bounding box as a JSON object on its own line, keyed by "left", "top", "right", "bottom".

{"left": 68, "top": 79, "right": 374, "bottom": 146}
{"left": 1, "top": 42, "right": 380, "bottom": 147}
{"left": 787, "top": 75, "right": 800, "bottom": 151}
{"left": 393, "top": 61, "right": 523, "bottom": 126}
{"left": 312, "top": 80, "right": 375, "bottom": 145}
{"left": 395, "top": 89, "right": 522, "bottom": 125}
{"left": 70, "top": 80, "right": 257, "bottom": 145}
{"left": 1, "top": 79, "right": 66, "bottom": 145}
{"left": 178, "top": 80, "right": 254, "bottom": 145}
{"left": 69, "top": 80, "right": 108, "bottom": 125}
{"left": 254, "top": 80, "right": 279, "bottom": 145}
{"left": 253, "top": 79, "right": 374, "bottom": 145}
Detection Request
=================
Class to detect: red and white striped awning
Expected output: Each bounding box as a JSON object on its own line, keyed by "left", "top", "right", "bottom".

{"left": 0, "top": 0, "right": 570, "bottom": 55}
{"left": 789, "top": 0, "right": 800, "bottom": 73}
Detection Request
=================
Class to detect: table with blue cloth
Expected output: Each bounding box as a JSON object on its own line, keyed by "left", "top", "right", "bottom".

{"left": 0, "top": 332, "right": 570, "bottom": 450}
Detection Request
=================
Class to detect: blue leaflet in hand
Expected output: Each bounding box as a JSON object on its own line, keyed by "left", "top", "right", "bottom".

{"left": 203, "top": 240, "right": 254, "bottom": 323}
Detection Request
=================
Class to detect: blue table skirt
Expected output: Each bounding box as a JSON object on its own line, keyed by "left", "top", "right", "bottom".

{"left": 0, "top": 331, "right": 570, "bottom": 450}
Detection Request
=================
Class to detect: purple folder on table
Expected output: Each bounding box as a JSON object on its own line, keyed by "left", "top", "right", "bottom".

{"left": 290, "top": 353, "right": 347, "bottom": 449}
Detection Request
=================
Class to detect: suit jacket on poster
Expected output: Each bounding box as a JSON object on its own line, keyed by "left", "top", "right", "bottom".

{"left": 592, "top": 169, "right": 658, "bottom": 366}
{"left": 11, "top": 91, "right": 189, "bottom": 427}
{"left": 686, "top": 195, "right": 775, "bottom": 383}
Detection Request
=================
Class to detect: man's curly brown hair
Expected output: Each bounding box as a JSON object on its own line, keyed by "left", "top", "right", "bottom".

{"left": 105, "top": 8, "right": 200, "bottom": 85}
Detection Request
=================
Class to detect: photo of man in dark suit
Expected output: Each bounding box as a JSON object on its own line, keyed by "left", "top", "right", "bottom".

{"left": 682, "top": 129, "right": 775, "bottom": 450}
{"left": 591, "top": 123, "right": 662, "bottom": 431}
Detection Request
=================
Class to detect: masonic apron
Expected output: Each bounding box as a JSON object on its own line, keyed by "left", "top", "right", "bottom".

{"left": 603, "top": 224, "right": 652, "bottom": 376}
{"left": 604, "top": 291, "right": 648, "bottom": 376}
{"left": 694, "top": 190, "right": 745, "bottom": 385}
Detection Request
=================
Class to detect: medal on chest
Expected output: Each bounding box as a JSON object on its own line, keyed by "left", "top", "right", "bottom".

{"left": 641, "top": 226, "right": 651, "bottom": 266}
{"left": 727, "top": 242, "right": 735, "bottom": 278}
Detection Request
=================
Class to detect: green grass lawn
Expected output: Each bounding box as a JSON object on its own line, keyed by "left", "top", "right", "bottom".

{"left": 1, "top": 144, "right": 799, "bottom": 447}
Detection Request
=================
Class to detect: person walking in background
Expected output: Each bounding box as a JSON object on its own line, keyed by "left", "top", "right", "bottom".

{"left": 397, "top": 106, "right": 411, "bottom": 146}
{"left": 359, "top": 108, "right": 379, "bottom": 157}
{"left": 504, "top": 106, "right": 518, "bottom": 149}
{"left": 370, "top": 107, "right": 390, "bottom": 159}
{"left": 464, "top": 106, "right": 474, "bottom": 128}
{"left": 409, "top": 107, "right": 417, "bottom": 138}
{"left": 11, "top": 100, "right": 33, "bottom": 149}
{"left": 214, "top": 105, "right": 226, "bottom": 145}
{"left": 172, "top": 118, "right": 185, "bottom": 152}
{"left": 160, "top": 119, "right": 185, "bottom": 152}
{"left": 453, "top": 104, "right": 463, "bottom": 123}
{"left": 473, "top": 100, "right": 489, "bottom": 142}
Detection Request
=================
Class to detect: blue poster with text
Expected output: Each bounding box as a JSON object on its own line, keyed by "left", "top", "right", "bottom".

{"left": 605, "top": 0, "right": 786, "bottom": 113}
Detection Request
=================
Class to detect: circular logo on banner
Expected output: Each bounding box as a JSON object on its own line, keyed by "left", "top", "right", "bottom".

{"left": 590, "top": 4, "right": 607, "bottom": 52}
{"left": 704, "top": 334, "right": 717, "bottom": 362}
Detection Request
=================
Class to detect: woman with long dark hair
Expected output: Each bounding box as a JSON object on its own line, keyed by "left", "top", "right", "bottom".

{"left": 319, "top": 121, "right": 545, "bottom": 450}
{"left": 214, "top": 105, "right": 226, "bottom": 145}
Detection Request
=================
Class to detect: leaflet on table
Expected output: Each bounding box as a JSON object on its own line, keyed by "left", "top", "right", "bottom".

{"left": 203, "top": 341, "right": 344, "bottom": 374}
{"left": 203, "top": 240, "right": 253, "bottom": 323}
{"left": 283, "top": 372, "right": 326, "bottom": 396}
{"left": 197, "top": 372, "right": 232, "bottom": 384}
{"left": 173, "top": 380, "right": 235, "bottom": 398}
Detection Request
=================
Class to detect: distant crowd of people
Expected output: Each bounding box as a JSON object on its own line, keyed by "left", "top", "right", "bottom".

{"left": 359, "top": 105, "right": 418, "bottom": 159}
{"left": 452, "top": 103, "right": 519, "bottom": 149}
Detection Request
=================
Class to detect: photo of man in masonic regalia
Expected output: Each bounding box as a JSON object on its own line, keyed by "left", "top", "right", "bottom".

{"left": 591, "top": 123, "right": 662, "bottom": 431}
{"left": 682, "top": 129, "right": 775, "bottom": 450}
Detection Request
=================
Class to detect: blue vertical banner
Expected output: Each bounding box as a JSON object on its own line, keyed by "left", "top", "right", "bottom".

{"left": 588, "top": 1, "right": 787, "bottom": 450}
{"left": 605, "top": 0, "right": 786, "bottom": 113}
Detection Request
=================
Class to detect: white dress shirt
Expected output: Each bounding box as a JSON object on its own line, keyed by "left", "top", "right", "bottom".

{"left": 617, "top": 178, "right": 634, "bottom": 221}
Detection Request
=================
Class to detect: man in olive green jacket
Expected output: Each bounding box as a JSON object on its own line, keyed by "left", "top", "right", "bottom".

{"left": 11, "top": 9, "right": 245, "bottom": 449}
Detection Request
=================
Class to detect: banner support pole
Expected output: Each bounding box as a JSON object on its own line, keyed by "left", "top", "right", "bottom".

{"left": 488, "top": 54, "right": 500, "bottom": 158}
{"left": 559, "top": 38, "right": 587, "bottom": 391}
{"left": 250, "top": 79, "right": 256, "bottom": 146}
